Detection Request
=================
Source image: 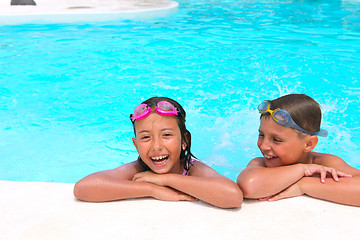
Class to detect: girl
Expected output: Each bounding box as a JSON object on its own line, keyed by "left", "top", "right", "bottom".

{"left": 237, "top": 94, "right": 360, "bottom": 206}
{"left": 74, "top": 97, "right": 243, "bottom": 208}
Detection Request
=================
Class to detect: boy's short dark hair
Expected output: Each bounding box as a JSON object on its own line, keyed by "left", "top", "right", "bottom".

{"left": 265, "top": 94, "right": 323, "bottom": 133}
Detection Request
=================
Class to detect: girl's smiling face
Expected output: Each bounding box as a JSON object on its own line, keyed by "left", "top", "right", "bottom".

{"left": 132, "top": 112, "right": 184, "bottom": 174}
{"left": 257, "top": 116, "right": 311, "bottom": 167}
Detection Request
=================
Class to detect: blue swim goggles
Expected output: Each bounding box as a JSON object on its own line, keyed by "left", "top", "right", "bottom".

{"left": 258, "top": 102, "right": 328, "bottom": 137}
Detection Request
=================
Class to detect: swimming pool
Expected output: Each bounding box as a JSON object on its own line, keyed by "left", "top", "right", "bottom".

{"left": 1, "top": 0, "right": 359, "bottom": 183}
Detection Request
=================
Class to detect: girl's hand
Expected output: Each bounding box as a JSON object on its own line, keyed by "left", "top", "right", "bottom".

{"left": 132, "top": 171, "right": 165, "bottom": 186}
{"left": 152, "top": 186, "right": 198, "bottom": 202}
{"left": 133, "top": 171, "right": 198, "bottom": 202}
{"left": 303, "top": 164, "right": 352, "bottom": 183}
{"left": 259, "top": 182, "right": 303, "bottom": 202}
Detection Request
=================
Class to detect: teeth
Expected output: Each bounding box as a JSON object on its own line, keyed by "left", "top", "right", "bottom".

{"left": 151, "top": 155, "right": 167, "bottom": 161}
{"left": 264, "top": 154, "right": 275, "bottom": 159}
{"left": 151, "top": 156, "right": 168, "bottom": 165}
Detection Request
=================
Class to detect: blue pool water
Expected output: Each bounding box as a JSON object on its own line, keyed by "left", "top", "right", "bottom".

{"left": 1, "top": 0, "right": 359, "bottom": 183}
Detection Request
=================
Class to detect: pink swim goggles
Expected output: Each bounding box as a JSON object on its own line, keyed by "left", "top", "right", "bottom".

{"left": 130, "top": 101, "right": 182, "bottom": 122}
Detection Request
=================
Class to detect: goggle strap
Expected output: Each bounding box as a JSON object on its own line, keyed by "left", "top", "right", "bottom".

{"left": 258, "top": 102, "right": 328, "bottom": 137}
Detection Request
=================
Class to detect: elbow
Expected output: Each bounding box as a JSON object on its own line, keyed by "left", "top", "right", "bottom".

{"left": 73, "top": 180, "right": 86, "bottom": 201}
{"left": 73, "top": 178, "right": 96, "bottom": 202}
{"left": 237, "top": 175, "right": 261, "bottom": 199}
{"left": 227, "top": 187, "right": 244, "bottom": 208}
{"left": 218, "top": 184, "right": 244, "bottom": 209}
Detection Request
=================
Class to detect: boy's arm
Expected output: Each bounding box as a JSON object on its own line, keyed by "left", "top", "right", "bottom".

{"left": 73, "top": 162, "right": 195, "bottom": 202}
{"left": 259, "top": 154, "right": 360, "bottom": 206}
{"left": 297, "top": 153, "right": 360, "bottom": 206}
{"left": 236, "top": 157, "right": 346, "bottom": 199}
{"left": 133, "top": 161, "right": 243, "bottom": 209}
{"left": 237, "top": 158, "right": 306, "bottom": 199}
{"left": 297, "top": 176, "right": 360, "bottom": 206}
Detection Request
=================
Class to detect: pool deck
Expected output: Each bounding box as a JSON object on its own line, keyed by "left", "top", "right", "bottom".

{"left": 0, "top": 0, "right": 179, "bottom": 24}
{"left": 1, "top": 180, "right": 360, "bottom": 239}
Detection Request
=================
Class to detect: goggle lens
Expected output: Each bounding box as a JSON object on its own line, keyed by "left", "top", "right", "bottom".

{"left": 133, "top": 104, "right": 149, "bottom": 116}
{"left": 258, "top": 102, "right": 269, "bottom": 112}
{"left": 272, "top": 110, "right": 288, "bottom": 124}
{"left": 130, "top": 101, "right": 180, "bottom": 122}
{"left": 157, "top": 101, "right": 177, "bottom": 112}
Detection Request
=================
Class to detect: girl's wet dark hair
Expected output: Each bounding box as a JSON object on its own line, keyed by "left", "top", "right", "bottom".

{"left": 263, "top": 94, "right": 323, "bottom": 134}
{"left": 131, "top": 97, "right": 196, "bottom": 172}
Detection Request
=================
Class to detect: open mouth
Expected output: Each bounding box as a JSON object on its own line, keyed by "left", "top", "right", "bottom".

{"left": 150, "top": 155, "right": 169, "bottom": 166}
{"left": 264, "top": 154, "right": 277, "bottom": 161}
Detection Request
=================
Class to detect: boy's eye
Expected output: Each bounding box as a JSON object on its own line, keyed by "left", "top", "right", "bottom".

{"left": 141, "top": 135, "right": 150, "bottom": 140}
{"left": 273, "top": 138, "right": 282, "bottom": 143}
{"left": 258, "top": 132, "right": 264, "bottom": 138}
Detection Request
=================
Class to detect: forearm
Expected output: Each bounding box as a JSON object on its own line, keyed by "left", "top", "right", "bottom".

{"left": 299, "top": 176, "right": 360, "bottom": 206}
{"left": 74, "top": 174, "right": 156, "bottom": 202}
{"left": 238, "top": 164, "right": 305, "bottom": 199}
{"left": 161, "top": 174, "right": 243, "bottom": 208}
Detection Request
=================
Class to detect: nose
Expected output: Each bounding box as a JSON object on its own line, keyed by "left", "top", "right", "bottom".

{"left": 151, "top": 136, "right": 163, "bottom": 152}
{"left": 258, "top": 137, "right": 271, "bottom": 151}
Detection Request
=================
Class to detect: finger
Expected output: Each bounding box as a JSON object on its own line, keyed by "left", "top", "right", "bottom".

{"left": 187, "top": 197, "right": 198, "bottom": 202}
{"left": 337, "top": 171, "right": 352, "bottom": 178}
{"left": 330, "top": 168, "right": 339, "bottom": 182}
{"left": 135, "top": 172, "right": 146, "bottom": 177}
{"left": 132, "top": 172, "right": 142, "bottom": 181}
{"left": 132, "top": 175, "right": 145, "bottom": 182}
{"left": 133, "top": 171, "right": 150, "bottom": 181}
{"left": 320, "top": 168, "right": 326, "bottom": 183}
{"left": 180, "top": 194, "right": 197, "bottom": 201}
{"left": 258, "top": 196, "right": 271, "bottom": 201}
{"left": 268, "top": 193, "right": 284, "bottom": 202}
{"left": 133, "top": 177, "right": 142, "bottom": 182}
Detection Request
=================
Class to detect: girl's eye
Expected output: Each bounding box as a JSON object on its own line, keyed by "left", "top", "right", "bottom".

{"left": 258, "top": 132, "right": 264, "bottom": 138}
{"left": 163, "top": 133, "right": 172, "bottom": 137}
{"left": 273, "top": 138, "right": 282, "bottom": 143}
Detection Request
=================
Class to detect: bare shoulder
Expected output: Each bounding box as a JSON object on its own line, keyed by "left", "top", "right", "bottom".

{"left": 188, "top": 160, "right": 223, "bottom": 178}
{"left": 246, "top": 157, "right": 266, "bottom": 168}
{"left": 312, "top": 152, "right": 360, "bottom": 176}
{"left": 93, "top": 160, "right": 145, "bottom": 180}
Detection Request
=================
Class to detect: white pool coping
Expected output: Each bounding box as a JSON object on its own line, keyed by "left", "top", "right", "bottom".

{"left": 1, "top": 180, "right": 359, "bottom": 240}
{"left": 0, "top": 0, "right": 179, "bottom": 24}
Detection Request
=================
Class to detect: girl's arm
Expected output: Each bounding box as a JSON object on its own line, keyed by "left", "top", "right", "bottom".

{"left": 73, "top": 161, "right": 196, "bottom": 202}
{"left": 133, "top": 161, "right": 243, "bottom": 209}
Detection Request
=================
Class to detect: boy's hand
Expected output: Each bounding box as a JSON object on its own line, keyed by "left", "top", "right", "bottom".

{"left": 259, "top": 182, "right": 303, "bottom": 202}
{"left": 303, "top": 164, "right": 352, "bottom": 183}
